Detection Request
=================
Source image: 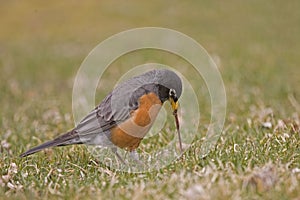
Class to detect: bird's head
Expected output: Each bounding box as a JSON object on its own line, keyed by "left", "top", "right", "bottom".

{"left": 156, "top": 69, "right": 182, "bottom": 113}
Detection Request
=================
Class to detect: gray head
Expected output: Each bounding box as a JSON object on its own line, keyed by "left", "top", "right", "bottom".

{"left": 154, "top": 69, "right": 182, "bottom": 112}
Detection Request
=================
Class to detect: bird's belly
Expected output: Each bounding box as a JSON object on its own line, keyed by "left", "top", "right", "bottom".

{"left": 110, "top": 92, "right": 162, "bottom": 150}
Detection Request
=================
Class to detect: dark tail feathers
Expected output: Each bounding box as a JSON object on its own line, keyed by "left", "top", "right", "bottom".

{"left": 20, "top": 140, "right": 61, "bottom": 157}
{"left": 20, "top": 130, "right": 81, "bottom": 157}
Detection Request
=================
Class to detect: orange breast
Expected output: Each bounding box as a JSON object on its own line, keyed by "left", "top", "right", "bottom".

{"left": 110, "top": 92, "right": 162, "bottom": 151}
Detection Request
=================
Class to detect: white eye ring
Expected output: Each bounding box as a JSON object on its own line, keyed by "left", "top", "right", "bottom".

{"left": 169, "top": 88, "right": 176, "bottom": 96}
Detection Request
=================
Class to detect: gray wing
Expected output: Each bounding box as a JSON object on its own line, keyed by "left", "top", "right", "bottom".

{"left": 75, "top": 93, "right": 117, "bottom": 136}
{"left": 75, "top": 70, "right": 160, "bottom": 142}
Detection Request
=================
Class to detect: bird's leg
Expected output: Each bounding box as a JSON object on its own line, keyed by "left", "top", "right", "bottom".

{"left": 129, "top": 150, "right": 139, "bottom": 161}
{"left": 129, "top": 150, "right": 145, "bottom": 166}
{"left": 111, "top": 147, "right": 126, "bottom": 165}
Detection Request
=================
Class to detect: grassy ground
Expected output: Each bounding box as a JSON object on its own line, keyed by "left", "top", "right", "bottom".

{"left": 1, "top": 1, "right": 300, "bottom": 199}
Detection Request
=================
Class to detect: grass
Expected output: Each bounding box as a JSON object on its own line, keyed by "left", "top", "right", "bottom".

{"left": 1, "top": 1, "right": 300, "bottom": 199}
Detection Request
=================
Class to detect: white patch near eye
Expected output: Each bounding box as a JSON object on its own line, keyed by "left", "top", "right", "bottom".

{"left": 169, "top": 88, "right": 176, "bottom": 97}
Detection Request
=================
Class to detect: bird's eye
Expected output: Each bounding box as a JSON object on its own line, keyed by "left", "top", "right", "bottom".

{"left": 169, "top": 89, "right": 176, "bottom": 97}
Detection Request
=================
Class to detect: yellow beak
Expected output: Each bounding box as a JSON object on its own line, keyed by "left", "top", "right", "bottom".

{"left": 169, "top": 98, "right": 179, "bottom": 112}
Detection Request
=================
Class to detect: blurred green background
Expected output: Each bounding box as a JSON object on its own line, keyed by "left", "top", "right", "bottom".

{"left": 1, "top": 0, "right": 299, "bottom": 116}
{"left": 1, "top": 1, "right": 300, "bottom": 199}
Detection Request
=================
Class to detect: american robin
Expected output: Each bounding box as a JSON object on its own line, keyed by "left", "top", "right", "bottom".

{"left": 20, "top": 69, "right": 182, "bottom": 159}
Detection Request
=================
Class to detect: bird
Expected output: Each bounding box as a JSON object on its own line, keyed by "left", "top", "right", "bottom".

{"left": 20, "top": 69, "right": 183, "bottom": 160}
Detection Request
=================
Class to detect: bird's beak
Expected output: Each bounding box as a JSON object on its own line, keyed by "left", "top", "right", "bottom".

{"left": 169, "top": 97, "right": 179, "bottom": 114}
